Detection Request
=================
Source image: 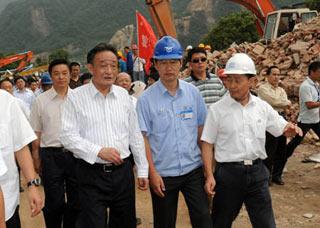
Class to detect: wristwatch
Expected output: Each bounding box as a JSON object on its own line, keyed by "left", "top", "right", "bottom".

{"left": 27, "top": 178, "right": 41, "bottom": 187}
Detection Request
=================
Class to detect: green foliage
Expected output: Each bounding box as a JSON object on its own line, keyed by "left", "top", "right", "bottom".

{"left": 202, "top": 11, "right": 259, "bottom": 51}
{"left": 306, "top": 0, "right": 320, "bottom": 11}
{"left": 49, "top": 49, "right": 69, "bottom": 62}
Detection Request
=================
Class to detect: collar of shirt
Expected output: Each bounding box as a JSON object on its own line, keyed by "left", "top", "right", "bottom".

{"left": 306, "top": 76, "right": 319, "bottom": 87}
{"left": 47, "top": 87, "right": 72, "bottom": 100}
{"left": 265, "top": 81, "right": 278, "bottom": 90}
{"left": 190, "top": 71, "right": 210, "bottom": 82}
{"left": 87, "top": 81, "right": 118, "bottom": 99}
{"left": 157, "top": 79, "right": 184, "bottom": 97}
{"left": 225, "top": 92, "right": 256, "bottom": 108}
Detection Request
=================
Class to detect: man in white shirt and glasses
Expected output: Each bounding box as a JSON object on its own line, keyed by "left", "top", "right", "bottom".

{"left": 60, "top": 43, "right": 149, "bottom": 228}
{"left": 201, "top": 53, "right": 302, "bottom": 228}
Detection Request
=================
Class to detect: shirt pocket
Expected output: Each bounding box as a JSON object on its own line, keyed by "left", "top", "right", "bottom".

{"left": 153, "top": 108, "right": 171, "bottom": 134}
{"left": 254, "top": 118, "right": 266, "bottom": 139}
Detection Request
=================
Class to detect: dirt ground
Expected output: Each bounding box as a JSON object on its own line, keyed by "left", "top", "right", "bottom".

{"left": 19, "top": 143, "right": 320, "bottom": 228}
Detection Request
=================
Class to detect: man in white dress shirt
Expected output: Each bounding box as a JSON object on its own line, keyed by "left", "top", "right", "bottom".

{"left": 30, "top": 59, "right": 79, "bottom": 228}
{"left": 0, "top": 78, "right": 30, "bottom": 119}
{"left": 0, "top": 90, "right": 43, "bottom": 228}
{"left": 13, "top": 76, "right": 35, "bottom": 109}
{"left": 60, "top": 43, "right": 149, "bottom": 228}
{"left": 201, "top": 53, "right": 302, "bottom": 228}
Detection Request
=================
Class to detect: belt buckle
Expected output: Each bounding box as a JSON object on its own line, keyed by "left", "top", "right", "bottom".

{"left": 244, "top": 160, "right": 253, "bottom": 166}
{"left": 103, "top": 163, "right": 113, "bottom": 173}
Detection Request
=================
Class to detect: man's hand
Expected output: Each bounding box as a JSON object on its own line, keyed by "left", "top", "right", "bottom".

{"left": 283, "top": 122, "right": 303, "bottom": 137}
{"left": 149, "top": 170, "right": 165, "bottom": 198}
{"left": 137, "top": 178, "right": 149, "bottom": 191}
{"left": 204, "top": 175, "right": 216, "bottom": 197}
{"left": 33, "top": 156, "right": 41, "bottom": 175}
{"left": 98, "top": 147, "right": 123, "bottom": 165}
{"left": 27, "top": 186, "right": 44, "bottom": 217}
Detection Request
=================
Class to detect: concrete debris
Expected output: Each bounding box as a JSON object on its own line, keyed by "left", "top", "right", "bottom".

{"left": 302, "top": 213, "right": 314, "bottom": 219}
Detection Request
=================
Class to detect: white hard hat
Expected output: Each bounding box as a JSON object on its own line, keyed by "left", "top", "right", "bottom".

{"left": 186, "top": 45, "right": 193, "bottom": 50}
{"left": 224, "top": 53, "right": 256, "bottom": 75}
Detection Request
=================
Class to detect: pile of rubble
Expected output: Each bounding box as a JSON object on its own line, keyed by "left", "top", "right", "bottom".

{"left": 184, "top": 16, "right": 320, "bottom": 126}
{"left": 208, "top": 16, "right": 320, "bottom": 98}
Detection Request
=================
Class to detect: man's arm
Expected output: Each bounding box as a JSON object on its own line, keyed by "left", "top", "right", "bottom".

{"left": 300, "top": 86, "right": 320, "bottom": 109}
{"left": 0, "top": 188, "right": 5, "bottom": 228}
{"left": 197, "top": 126, "right": 204, "bottom": 148}
{"left": 31, "top": 132, "right": 41, "bottom": 174}
{"left": 201, "top": 142, "right": 216, "bottom": 196}
{"left": 60, "top": 96, "right": 102, "bottom": 164}
{"left": 258, "top": 85, "right": 290, "bottom": 108}
{"left": 15, "top": 146, "right": 43, "bottom": 217}
{"left": 305, "top": 101, "right": 320, "bottom": 109}
{"left": 143, "top": 134, "right": 165, "bottom": 197}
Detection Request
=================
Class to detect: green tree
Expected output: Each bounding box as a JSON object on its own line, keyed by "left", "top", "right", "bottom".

{"left": 49, "top": 49, "right": 69, "bottom": 62}
{"left": 306, "top": 0, "right": 320, "bottom": 11}
{"left": 202, "top": 11, "right": 259, "bottom": 51}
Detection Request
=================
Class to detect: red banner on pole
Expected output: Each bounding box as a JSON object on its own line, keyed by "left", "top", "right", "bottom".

{"left": 136, "top": 11, "right": 157, "bottom": 74}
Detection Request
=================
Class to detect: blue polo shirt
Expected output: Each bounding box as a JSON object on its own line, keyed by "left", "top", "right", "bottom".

{"left": 137, "top": 80, "right": 207, "bottom": 177}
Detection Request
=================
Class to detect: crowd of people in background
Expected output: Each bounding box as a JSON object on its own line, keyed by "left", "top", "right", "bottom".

{"left": 0, "top": 35, "right": 319, "bottom": 228}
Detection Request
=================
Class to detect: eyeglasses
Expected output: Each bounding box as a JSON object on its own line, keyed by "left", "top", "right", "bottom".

{"left": 191, "top": 57, "right": 207, "bottom": 63}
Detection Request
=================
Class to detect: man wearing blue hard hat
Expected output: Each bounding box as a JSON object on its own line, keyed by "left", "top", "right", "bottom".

{"left": 137, "top": 36, "right": 212, "bottom": 228}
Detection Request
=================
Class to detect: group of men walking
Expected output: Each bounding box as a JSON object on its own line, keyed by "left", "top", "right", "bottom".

{"left": 0, "top": 34, "right": 319, "bottom": 228}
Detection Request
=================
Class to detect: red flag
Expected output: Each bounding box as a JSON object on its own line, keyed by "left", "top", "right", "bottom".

{"left": 136, "top": 11, "right": 157, "bottom": 74}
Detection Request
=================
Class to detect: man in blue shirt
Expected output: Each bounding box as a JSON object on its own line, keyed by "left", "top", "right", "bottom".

{"left": 137, "top": 36, "right": 212, "bottom": 228}
{"left": 125, "top": 46, "right": 133, "bottom": 77}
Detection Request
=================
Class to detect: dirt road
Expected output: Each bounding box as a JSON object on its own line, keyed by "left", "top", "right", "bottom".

{"left": 19, "top": 143, "right": 320, "bottom": 228}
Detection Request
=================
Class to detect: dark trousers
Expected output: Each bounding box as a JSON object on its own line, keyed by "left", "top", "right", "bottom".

{"left": 41, "top": 147, "right": 80, "bottom": 228}
{"left": 151, "top": 167, "right": 212, "bottom": 228}
{"left": 212, "top": 160, "right": 276, "bottom": 228}
{"left": 6, "top": 206, "right": 20, "bottom": 228}
{"left": 278, "top": 122, "right": 320, "bottom": 177}
{"left": 264, "top": 132, "right": 287, "bottom": 179}
{"left": 75, "top": 158, "right": 136, "bottom": 228}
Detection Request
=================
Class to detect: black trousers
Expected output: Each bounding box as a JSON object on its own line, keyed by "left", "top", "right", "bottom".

{"left": 41, "top": 147, "right": 80, "bottom": 228}
{"left": 264, "top": 132, "right": 287, "bottom": 179}
{"left": 278, "top": 122, "right": 320, "bottom": 177}
{"left": 212, "top": 160, "right": 276, "bottom": 228}
{"left": 151, "top": 167, "right": 212, "bottom": 228}
{"left": 75, "top": 158, "right": 136, "bottom": 228}
{"left": 6, "top": 206, "right": 20, "bottom": 228}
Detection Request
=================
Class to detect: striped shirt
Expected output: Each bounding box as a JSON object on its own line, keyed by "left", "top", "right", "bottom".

{"left": 60, "top": 82, "right": 148, "bottom": 178}
{"left": 184, "top": 72, "right": 226, "bottom": 107}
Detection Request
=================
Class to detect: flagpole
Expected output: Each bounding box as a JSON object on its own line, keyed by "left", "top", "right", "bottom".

{"left": 136, "top": 10, "right": 139, "bottom": 58}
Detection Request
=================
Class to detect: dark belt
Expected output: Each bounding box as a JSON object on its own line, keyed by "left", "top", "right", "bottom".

{"left": 78, "top": 157, "right": 129, "bottom": 173}
{"left": 218, "top": 158, "right": 261, "bottom": 166}
{"left": 41, "top": 147, "right": 69, "bottom": 152}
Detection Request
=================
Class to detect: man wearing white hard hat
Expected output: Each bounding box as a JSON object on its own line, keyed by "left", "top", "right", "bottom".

{"left": 200, "top": 53, "right": 302, "bottom": 228}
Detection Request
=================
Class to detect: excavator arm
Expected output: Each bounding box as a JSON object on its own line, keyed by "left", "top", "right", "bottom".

{"left": 0, "top": 51, "right": 33, "bottom": 72}
{"left": 145, "top": 0, "right": 277, "bottom": 38}
{"left": 228, "top": 0, "right": 276, "bottom": 36}
{"left": 145, "top": 0, "right": 177, "bottom": 38}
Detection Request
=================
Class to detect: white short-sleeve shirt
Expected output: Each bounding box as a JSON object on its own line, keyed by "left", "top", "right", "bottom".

{"left": 0, "top": 90, "right": 37, "bottom": 220}
{"left": 201, "top": 93, "right": 287, "bottom": 162}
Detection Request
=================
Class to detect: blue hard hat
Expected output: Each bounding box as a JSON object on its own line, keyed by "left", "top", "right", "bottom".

{"left": 153, "top": 36, "right": 183, "bottom": 60}
{"left": 41, "top": 72, "right": 52, "bottom": 85}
